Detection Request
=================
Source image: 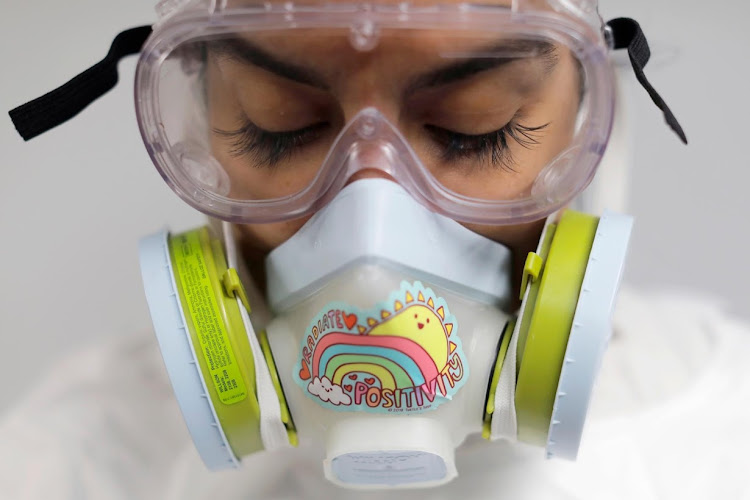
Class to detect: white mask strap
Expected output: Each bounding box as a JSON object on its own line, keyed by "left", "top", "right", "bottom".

{"left": 222, "top": 221, "right": 290, "bottom": 451}
{"left": 490, "top": 324, "right": 520, "bottom": 440}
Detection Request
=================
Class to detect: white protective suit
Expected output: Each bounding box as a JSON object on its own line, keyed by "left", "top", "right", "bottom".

{"left": 1, "top": 287, "right": 749, "bottom": 500}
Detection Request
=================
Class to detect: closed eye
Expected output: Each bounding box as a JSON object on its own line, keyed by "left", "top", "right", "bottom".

{"left": 425, "top": 120, "right": 549, "bottom": 172}
{"left": 213, "top": 119, "right": 330, "bottom": 167}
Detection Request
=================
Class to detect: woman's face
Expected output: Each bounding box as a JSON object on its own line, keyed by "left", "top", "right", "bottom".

{"left": 201, "top": 6, "right": 584, "bottom": 286}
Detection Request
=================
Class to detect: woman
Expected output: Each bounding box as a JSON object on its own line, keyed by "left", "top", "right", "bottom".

{"left": 4, "top": 1, "right": 747, "bottom": 499}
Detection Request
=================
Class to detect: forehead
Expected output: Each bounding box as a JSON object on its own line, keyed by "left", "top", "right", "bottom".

{"left": 205, "top": 2, "right": 573, "bottom": 97}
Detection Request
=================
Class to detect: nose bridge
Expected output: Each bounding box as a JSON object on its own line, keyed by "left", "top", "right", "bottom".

{"left": 329, "top": 40, "right": 411, "bottom": 180}
{"left": 337, "top": 43, "right": 401, "bottom": 122}
{"left": 336, "top": 107, "right": 409, "bottom": 183}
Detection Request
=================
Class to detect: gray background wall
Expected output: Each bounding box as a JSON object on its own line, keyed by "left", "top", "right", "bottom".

{"left": 1, "top": 1, "right": 748, "bottom": 413}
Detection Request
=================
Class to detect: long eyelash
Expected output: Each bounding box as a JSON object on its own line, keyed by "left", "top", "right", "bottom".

{"left": 429, "top": 121, "right": 549, "bottom": 172}
{"left": 213, "top": 120, "right": 327, "bottom": 167}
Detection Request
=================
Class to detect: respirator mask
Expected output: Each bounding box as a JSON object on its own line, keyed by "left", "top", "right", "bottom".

{"left": 8, "top": 0, "right": 688, "bottom": 490}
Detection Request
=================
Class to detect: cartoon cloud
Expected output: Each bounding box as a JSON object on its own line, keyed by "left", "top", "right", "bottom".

{"left": 307, "top": 376, "right": 352, "bottom": 405}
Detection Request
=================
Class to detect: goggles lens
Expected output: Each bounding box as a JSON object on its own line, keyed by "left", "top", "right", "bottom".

{"left": 137, "top": 9, "right": 613, "bottom": 223}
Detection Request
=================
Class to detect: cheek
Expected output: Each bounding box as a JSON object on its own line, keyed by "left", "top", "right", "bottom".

{"left": 235, "top": 216, "right": 312, "bottom": 258}
{"left": 462, "top": 218, "right": 546, "bottom": 305}
{"left": 461, "top": 219, "right": 546, "bottom": 256}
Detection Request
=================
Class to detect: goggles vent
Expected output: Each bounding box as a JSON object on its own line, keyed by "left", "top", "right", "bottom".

{"left": 174, "top": 142, "right": 231, "bottom": 197}
{"left": 350, "top": 16, "right": 380, "bottom": 51}
{"left": 354, "top": 107, "right": 381, "bottom": 139}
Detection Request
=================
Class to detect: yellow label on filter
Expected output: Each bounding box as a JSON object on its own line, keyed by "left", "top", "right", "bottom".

{"left": 171, "top": 231, "right": 247, "bottom": 405}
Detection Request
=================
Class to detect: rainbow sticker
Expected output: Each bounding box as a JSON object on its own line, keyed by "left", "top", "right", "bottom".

{"left": 294, "top": 282, "right": 468, "bottom": 413}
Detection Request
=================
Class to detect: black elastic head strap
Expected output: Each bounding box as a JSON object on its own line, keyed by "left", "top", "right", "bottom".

{"left": 9, "top": 20, "right": 686, "bottom": 145}
{"left": 8, "top": 25, "right": 152, "bottom": 141}
{"left": 607, "top": 17, "right": 688, "bottom": 145}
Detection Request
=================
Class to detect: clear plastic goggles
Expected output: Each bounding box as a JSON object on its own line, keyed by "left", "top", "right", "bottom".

{"left": 135, "top": 1, "right": 615, "bottom": 225}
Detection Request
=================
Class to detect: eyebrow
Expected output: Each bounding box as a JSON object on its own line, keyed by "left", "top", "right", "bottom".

{"left": 405, "top": 39, "right": 559, "bottom": 95}
{"left": 207, "top": 37, "right": 331, "bottom": 90}
{"left": 207, "top": 37, "right": 558, "bottom": 94}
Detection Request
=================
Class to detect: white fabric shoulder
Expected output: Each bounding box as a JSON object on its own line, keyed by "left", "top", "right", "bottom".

{"left": 0, "top": 331, "right": 186, "bottom": 500}
{"left": 577, "top": 288, "right": 750, "bottom": 500}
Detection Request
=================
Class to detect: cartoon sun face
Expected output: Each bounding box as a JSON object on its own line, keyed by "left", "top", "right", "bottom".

{"left": 368, "top": 301, "right": 450, "bottom": 371}
{"left": 413, "top": 310, "right": 431, "bottom": 330}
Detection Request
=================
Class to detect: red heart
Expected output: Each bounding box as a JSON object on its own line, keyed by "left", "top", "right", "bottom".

{"left": 348, "top": 374, "right": 357, "bottom": 380}
{"left": 344, "top": 385, "right": 352, "bottom": 392}
{"left": 298, "top": 359, "right": 311, "bottom": 381}
{"left": 343, "top": 312, "right": 358, "bottom": 330}
{"left": 364, "top": 377, "right": 375, "bottom": 385}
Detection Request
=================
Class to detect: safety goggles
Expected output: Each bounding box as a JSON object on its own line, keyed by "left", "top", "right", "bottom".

{"left": 135, "top": 0, "right": 615, "bottom": 225}
{"left": 9, "top": 3, "right": 686, "bottom": 223}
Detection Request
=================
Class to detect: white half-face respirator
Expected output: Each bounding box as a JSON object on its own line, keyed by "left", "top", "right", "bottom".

{"left": 139, "top": 178, "right": 632, "bottom": 489}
